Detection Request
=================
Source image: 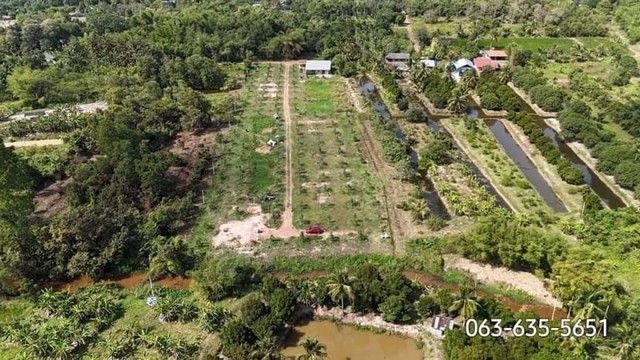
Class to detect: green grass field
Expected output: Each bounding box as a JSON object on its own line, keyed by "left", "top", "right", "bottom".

{"left": 476, "top": 37, "right": 576, "bottom": 51}
{"left": 290, "top": 73, "right": 384, "bottom": 233}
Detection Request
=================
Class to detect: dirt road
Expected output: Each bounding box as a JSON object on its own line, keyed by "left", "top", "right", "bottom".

{"left": 271, "top": 63, "right": 298, "bottom": 238}
{"left": 404, "top": 15, "right": 421, "bottom": 52}
{"left": 4, "top": 139, "right": 63, "bottom": 147}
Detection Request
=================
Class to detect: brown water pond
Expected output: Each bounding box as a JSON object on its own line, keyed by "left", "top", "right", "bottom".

{"left": 281, "top": 320, "right": 423, "bottom": 360}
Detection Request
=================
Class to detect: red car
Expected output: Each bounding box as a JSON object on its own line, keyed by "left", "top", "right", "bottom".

{"left": 305, "top": 226, "right": 324, "bottom": 235}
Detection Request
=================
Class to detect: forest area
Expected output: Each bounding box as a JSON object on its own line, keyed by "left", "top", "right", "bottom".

{"left": 1, "top": 0, "right": 640, "bottom": 359}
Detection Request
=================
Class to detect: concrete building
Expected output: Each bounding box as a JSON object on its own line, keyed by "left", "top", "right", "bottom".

{"left": 304, "top": 60, "right": 332, "bottom": 76}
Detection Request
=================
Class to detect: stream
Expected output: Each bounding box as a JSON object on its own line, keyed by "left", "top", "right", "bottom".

{"left": 359, "top": 80, "right": 449, "bottom": 219}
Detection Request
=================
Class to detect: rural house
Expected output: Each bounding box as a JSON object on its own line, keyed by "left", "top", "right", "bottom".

{"left": 430, "top": 316, "right": 456, "bottom": 337}
{"left": 480, "top": 49, "right": 509, "bottom": 62}
{"left": 304, "top": 60, "right": 332, "bottom": 76}
{"left": 385, "top": 52, "right": 410, "bottom": 65}
{"left": 473, "top": 57, "right": 498, "bottom": 72}
{"left": 450, "top": 58, "right": 474, "bottom": 81}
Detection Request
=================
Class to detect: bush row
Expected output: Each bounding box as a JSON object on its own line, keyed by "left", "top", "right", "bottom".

{"left": 508, "top": 112, "right": 583, "bottom": 185}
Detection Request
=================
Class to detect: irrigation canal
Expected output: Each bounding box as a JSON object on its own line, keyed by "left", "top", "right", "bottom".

{"left": 468, "top": 94, "right": 625, "bottom": 209}
{"left": 360, "top": 79, "right": 512, "bottom": 215}
{"left": 431, "top": 92, "right": 625, "bottom": 210}
{"left": 360, "top": 79, "right": 450, "bottom": 218}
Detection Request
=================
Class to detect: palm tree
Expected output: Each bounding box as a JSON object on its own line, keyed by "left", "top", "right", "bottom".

{"left": 407, "top": 198, "right": 430, "bottom": 222}
{"left": 497, "top": 65, "right": 512, "bottom": 84}
{"left": 252, "top": 337, "right": 282, "bottom": 360}
{"left": 448, "top": 287, "right": 480, "bottom": 320}
{"left": 300, "top": 337, "right": 327, "bottom": 360}
{"left": 460, "top": 70, "right": 478, "bottom": 91}
{"left": 326, "top": 269, "right": 356, "bottom": 312}
{"left": 611, "top": 323, "right": 640, "bottom": 360}
{"left": 447, "top": 86, "right": 468, "bottom": 114}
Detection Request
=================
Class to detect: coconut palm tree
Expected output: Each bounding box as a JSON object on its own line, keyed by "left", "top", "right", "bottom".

{"left": 447, "top": 87, "right": 469, "bottom": 114}
{"left": 610, "top": 323, "right": 640, "bottom": 360}
{"left": 497, "top": 66, "right": 512, "bottom": 84}
{"left": 252, "top": 337, "right": 282, "bottom": 360}
{"left": 448, "top": 287, "right": 480, "bottom": 320}
{"left": 460, "top": 70, "right": 478, "bottom": 91}
{"left": 407, "top": 198, "right": 430, "bottom": 222}
{"left": 326, "top": 269, "right": 356, "bottom": 312}
{"left": 300, "top": 337, "right": 327, "bottom": 360}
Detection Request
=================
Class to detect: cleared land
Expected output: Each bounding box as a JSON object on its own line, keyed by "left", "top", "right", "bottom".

{"left": 191, "top": 64, "right": 286, "bottom": 248}
{"left": 289, "top": 72, "right": 384, "bottom": 235}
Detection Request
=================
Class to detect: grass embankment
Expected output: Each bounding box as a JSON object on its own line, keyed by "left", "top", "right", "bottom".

{"left": 442, "top": 117, "right": 549, "bottom": 214}
{"left": 290, "top": 73, "right": 383, "bottom": 233}
{"left": 190, "top": 64, "right": 286, "bottom": 250}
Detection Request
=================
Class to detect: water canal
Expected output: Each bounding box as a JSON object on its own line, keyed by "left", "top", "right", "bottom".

{"left": 485, "top": 119, "right": 567, "bottom": 212}
{"left": 359, "top": 79, "right": 450, "bottom": 219}
{"left": 471, "top": 92, "right": 625, "bottom": 209}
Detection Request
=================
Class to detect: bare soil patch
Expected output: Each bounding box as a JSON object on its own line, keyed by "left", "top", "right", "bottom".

{"left": 170, "top": 129, "right": 217, "bottom": 165}
{"left": 255, "top": 146, "right": 271, "bottom": 154}
{"left": 301, "top": 182, "right": 330, "bottom": 189}
{"left": 316, "top": 193, "right": 330, "bottom": 204}
{"left": 213, "top": 204, "right": 269, "bottom": 247}
{"left": 33, "top": 178, "right": 73, "bottom": 217}
{"left": 5, "top": 139, "right": 64, "bottom": 148}
{"left": 444, "top": 254, "right": 563, "bottom": 308}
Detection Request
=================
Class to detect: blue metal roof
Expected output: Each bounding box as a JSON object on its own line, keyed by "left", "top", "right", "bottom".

{"left": 453, "top": 58, "right": 474, "bottom": 70}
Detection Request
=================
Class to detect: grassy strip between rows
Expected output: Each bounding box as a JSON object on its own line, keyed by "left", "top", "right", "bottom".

{"left": 442, "top": 117, "right": 549, "bottom": 214}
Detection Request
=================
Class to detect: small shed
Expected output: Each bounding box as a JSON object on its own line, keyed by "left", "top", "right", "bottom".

{"left": 419, "top": 58, "right": 439, "bottom": 68}
{"left": 481, "top": 49, "right": 508, "bottom": 62}
{"left": 430, "top": 316, "right": 455, "bottom": 337}
{"left": 473, "top": 57, "right": 498, "bottom": 72}
{"left": 305, "top": 60, "right": 332, "bottom": 76}
{"left": 385, "top": 53, "right": 410, "bottom": 64}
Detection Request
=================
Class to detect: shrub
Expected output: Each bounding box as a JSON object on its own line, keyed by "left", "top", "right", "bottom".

{"left": 380, "top": 295, "right": 414, "bottom": 324}
{"left": 194, "top": 254, "right": 261, "bottom": 301}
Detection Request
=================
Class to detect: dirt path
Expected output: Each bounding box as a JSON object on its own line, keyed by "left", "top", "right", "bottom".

{"left": 345, "top": 79, "right": 405, "bottom": 248}
{"left": 267, "top": 63, "right": 298, "bottom": 238}
{"left": 404, "top": 15, "right": 421, "bottom": 52}
{"left": 499, "top": 119, "right": 582, "bottom": 212}
{"left": 4, "top": 139, "right": 63, "bottom": 147}
{"left": 444, "top": 254, "right": 563, "bottom": 308}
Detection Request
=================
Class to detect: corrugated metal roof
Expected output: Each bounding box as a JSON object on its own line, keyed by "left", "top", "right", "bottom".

{"left": 420, "top": 58, "right": 439, "bottom": 67}
{"left": 305, "top": 60, "right": 332, "bottom": 71}
{"left": 473, "top": 57, "right": 497, "bottom": 70}
{"left": 386, "top": 53, "right": 410, "bottom": 60}
{"left": 483, "top": 49, "right": 508, "bottom": 58}
{"left": 453, "top": 58, "right": 474, "bottom": 70}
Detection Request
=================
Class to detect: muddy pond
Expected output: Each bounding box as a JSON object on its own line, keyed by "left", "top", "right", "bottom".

{"left": 281, "top": 320, "right": 423, "bottom": 360}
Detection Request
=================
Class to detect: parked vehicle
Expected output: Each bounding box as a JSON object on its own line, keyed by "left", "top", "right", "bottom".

{"left": 305, "top": 226, "right": 324, "bottom": 235}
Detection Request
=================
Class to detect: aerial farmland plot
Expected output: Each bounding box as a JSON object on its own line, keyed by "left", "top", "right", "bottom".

{"left": 289, "top": 67, "right": 385, "bottom": 235}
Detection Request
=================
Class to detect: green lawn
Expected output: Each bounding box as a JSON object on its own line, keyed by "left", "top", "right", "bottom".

{"left": 476, "top": 37, "right": 576, "bottom": 51}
